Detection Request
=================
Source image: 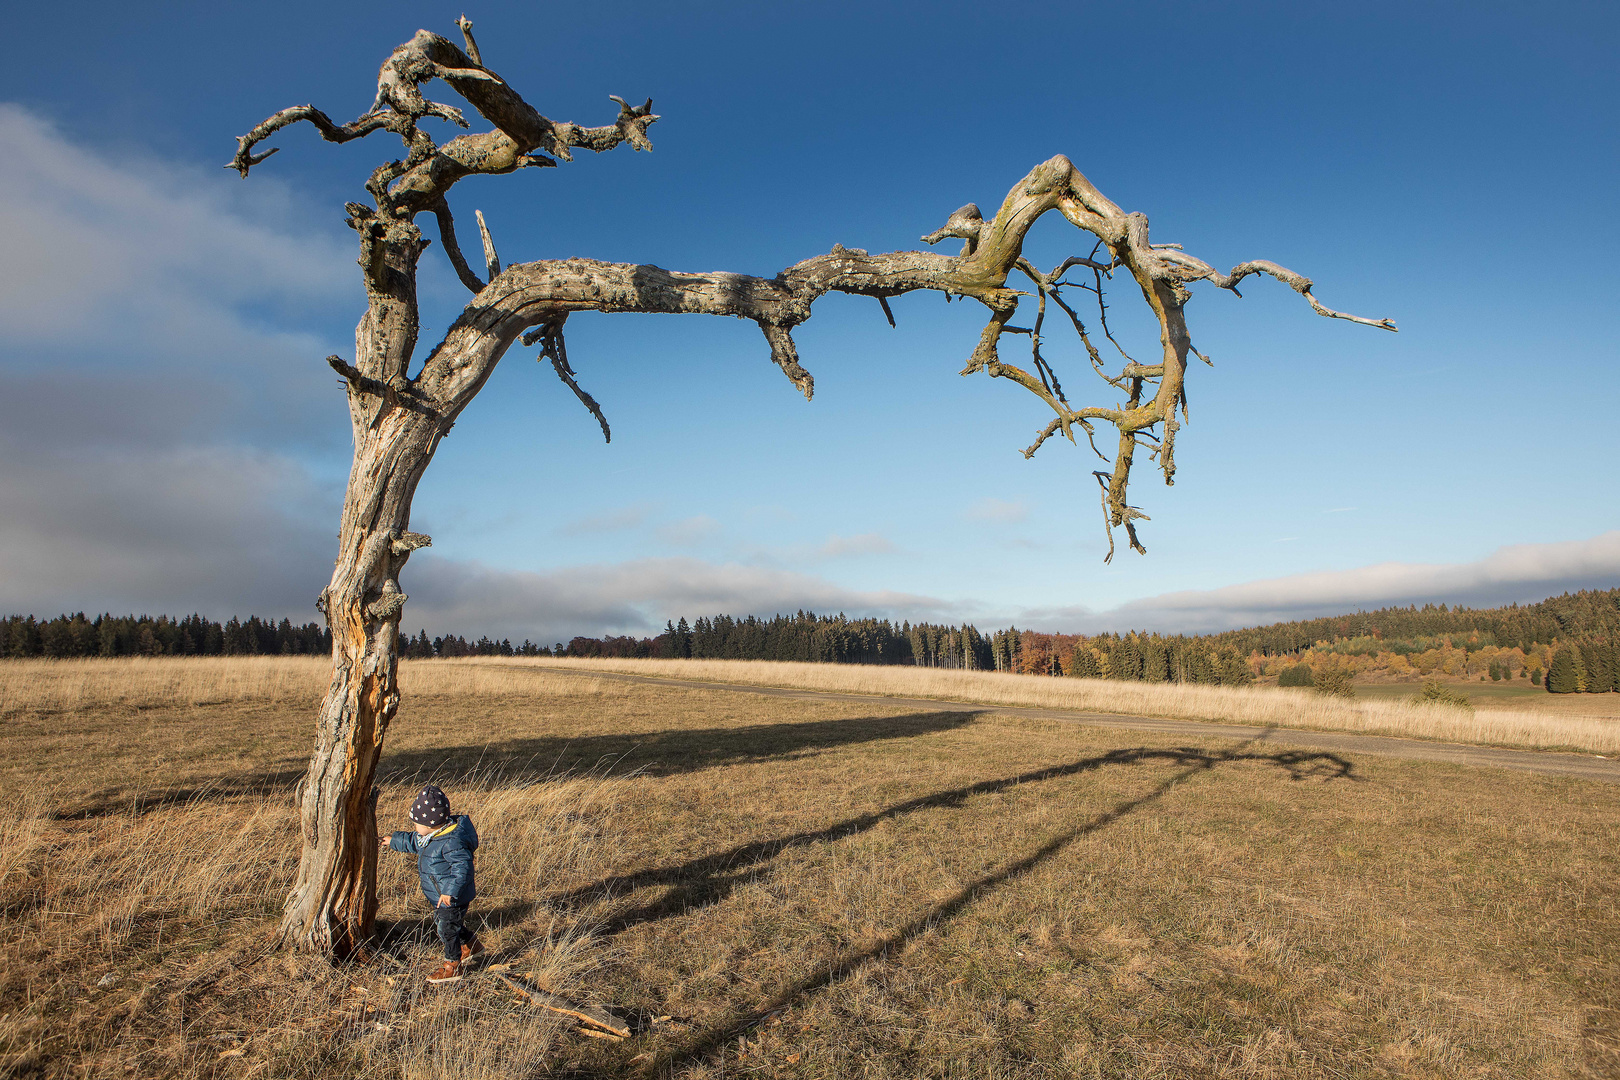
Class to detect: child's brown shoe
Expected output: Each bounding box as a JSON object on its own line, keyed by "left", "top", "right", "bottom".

{"left": 460, "top": 936, "right": 484, "bottom": 963}
{"left": 426, "top": 959, "right": 463, "bottom": 985}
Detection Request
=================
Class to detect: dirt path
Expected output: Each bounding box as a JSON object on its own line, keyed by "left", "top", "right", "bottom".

{"left": 542, "top": 667, "right": 1620, "bottom": 784}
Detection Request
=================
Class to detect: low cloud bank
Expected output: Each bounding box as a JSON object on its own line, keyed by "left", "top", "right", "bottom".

{"left": 403, "top": 556, "right": 962, "bottom": 645}
{"left": 0, "top": 103, "right": 349, "bottom": 621}
{"left": 1023, "top": 532, "right": 1620, "bottom": 635}
{"left": 0, "top": 439, "right": 335, "bottom": 619}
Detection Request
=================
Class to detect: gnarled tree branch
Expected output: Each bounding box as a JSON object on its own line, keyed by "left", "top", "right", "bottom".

{"left": 228, "top": 107, "right": 403, "bottom": 177}
{"left": 474, "top": 209, "right": 500, "bottom": 280}
{"left": 523, "top": 321, "right": 610, "bottom": 443}
{"left": 429, "top": 196, "right": 485, "bottom": 293}
{"left": 401, "top": 152, "right": 1393, "bottom": 555}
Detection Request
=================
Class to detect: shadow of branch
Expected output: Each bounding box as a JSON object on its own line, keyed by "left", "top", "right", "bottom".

{"left": 640, "top": 738, "right": 1353, "bottom": 1073}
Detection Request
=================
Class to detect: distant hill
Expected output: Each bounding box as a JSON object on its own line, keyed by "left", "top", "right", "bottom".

{"left": 1192, "top": 587, "right": 1620, "bottom": 656}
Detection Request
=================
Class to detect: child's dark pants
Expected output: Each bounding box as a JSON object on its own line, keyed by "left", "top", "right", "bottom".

{"left": 434, "top": 903, "right": 475, "bottom": 961}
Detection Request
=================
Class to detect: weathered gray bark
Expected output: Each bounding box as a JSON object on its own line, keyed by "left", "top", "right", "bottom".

{"left": 233, "top": 19, "right": 1392, "bottom": 955}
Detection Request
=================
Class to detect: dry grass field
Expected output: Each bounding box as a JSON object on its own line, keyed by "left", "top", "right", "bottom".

{"left": 1351, "top": 679, "right": 1620, "bottom": 720}
{"left": 1, "top": 657, "right": 1617, "bottom": 1078}
{"left": 515, "top": 656, "right": 1620, "bottom": 755}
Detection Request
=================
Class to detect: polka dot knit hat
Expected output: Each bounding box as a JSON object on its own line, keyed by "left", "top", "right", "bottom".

{"left": 410, "top": 785, "right": 452, "bottom": 828}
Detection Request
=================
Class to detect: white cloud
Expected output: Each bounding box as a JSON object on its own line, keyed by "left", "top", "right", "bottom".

{"left": 0, "top": 103, "right": 350, "bottom": 347}
{"left": 728, "top": 531, "right": 900, "bottom": 569}
{"left": 0, "top": 438, "right": 335, "bottom": 618}
{"left": 0, "top": 104, "right": 353, "bottom": 452}
{"left": 0, "top": 104, "right": 350, "bottom": 619}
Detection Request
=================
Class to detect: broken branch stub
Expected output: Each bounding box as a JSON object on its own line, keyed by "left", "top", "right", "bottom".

{"left": 233, "top": 17, "right": 1391, "bottom": 955}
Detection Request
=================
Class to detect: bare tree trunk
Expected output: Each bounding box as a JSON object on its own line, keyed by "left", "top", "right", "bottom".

{"left": 278, "top": 417, "right": 440, "bottom": 952}
{"left": 278, "top": 211, "right": 445, "bottom": 952}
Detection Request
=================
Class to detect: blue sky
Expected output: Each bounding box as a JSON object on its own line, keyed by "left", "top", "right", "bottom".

{"left": 2, "top": 1, "right": 1616, "bottom": 642}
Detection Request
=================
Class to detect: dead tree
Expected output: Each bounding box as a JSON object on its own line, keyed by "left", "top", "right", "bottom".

{"left": 231, "top": 18, "right": 1394, "bottom": 955}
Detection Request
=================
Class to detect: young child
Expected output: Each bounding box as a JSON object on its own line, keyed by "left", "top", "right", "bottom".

{"left": 384, "top": 784, "right": 483, "bottom": 984}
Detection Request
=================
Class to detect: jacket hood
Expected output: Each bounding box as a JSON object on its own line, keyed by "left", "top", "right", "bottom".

{"left": 420, "top": 813, "right": 478, "bottom": 849}
{"left": 448, "top": 814, "right": 479, "bottom": 852}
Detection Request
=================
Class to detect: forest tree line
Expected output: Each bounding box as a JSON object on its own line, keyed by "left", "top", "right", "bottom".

{"left": 2, "top": 612, "right": 330, "bottom": 658}
{"left": 551, "top": 614, "right": 1260, "bottom": 687}
{"left": 553, "top": 590, "right": 1620, "bottom": 694}
{"left": 530, "top": 613, "right": 995, "bottom": 668}
{"left": 8, "top": 588, "right": 1617, "bottom": 693}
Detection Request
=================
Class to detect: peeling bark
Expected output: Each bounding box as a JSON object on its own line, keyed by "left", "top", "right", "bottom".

{"left": 235, "top": 19, "right": 1392, "bottom": 954}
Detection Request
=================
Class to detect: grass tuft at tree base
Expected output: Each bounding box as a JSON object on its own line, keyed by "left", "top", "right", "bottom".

{"left": 1408, "top": 680, "right": 1475, "bottom": 711}
{"left": 1311, "top": 665, "right": 1356, "bottom": 698}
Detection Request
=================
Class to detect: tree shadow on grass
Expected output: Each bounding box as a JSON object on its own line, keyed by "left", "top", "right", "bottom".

{"left": 51, "top": 709, "right": 979, "bottom": 820}
{"left": 547, "top": 739, "right": 1357, "bottom": 1073}
{"left": 48, "top": 773, "right": 308, "bottom": 821}
{"left": 480, "top": 742, "right": 1355, "bottom": 944}
{"left": 375, "top": 708, "right": 980, "bottom": 786}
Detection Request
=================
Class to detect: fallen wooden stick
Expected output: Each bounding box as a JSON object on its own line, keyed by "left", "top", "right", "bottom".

{"left": 493, "top": 973, "right": 630, "bottom": 1038}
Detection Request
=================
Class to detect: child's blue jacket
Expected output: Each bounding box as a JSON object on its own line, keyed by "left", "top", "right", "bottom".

{"left": 389, "top": 814, "right": 479, "bottom": 907}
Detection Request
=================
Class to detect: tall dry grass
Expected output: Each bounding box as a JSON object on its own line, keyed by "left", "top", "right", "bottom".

{"left": 0, "top": 655, "right": 328, "bottom": 714}
{"left": 7, "top": 654, "right": 1616, "bottom": 753}
{"left": 0, "top": 654, "right": 574, "bottom": 716}
{"left": 0, "top": 755, "right": 637, "bottom": 1079}
{"left": 513, "top": 656, "right": 1620, "bottom": 755}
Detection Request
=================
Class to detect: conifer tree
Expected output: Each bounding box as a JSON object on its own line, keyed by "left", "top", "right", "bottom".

{"left": 1109, "top": 638, "right": 1142, "bottom": 681}
{"left": 1140, "top": 639, "right": 1169, "bottom": 683}
{"left": 1579, "top": 641, "right": 1613, "bottom": 693}
{"left": 1546, "top": 645, "right": 1582, "bottom": 694}
{"left": 1069, "top": 645, "right": 1101, "bottom": 679}
{"left": 1278, "top": 663, "right": 1315, "bottom": 688}
{"left": 675, "top": 617, "right": 692, "bottom": 658}
{"left": 1214, "top": 647, "right": 1254, "bottom": 687}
